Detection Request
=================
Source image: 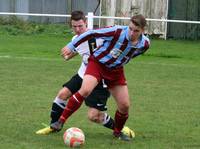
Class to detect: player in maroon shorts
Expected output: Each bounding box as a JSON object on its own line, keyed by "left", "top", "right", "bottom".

{"left": 36, "top": 11, "right": 135, "bottom": 138}
{"left": 51, "top": 14, "right": 150, "bottom": 141}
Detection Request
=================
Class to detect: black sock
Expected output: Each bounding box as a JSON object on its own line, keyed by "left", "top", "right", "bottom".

{"left": 50, "top": 102, "right": 65, "bottom": 124}
{"left": 103, "top": 113, "right": 115, "bottom": 130}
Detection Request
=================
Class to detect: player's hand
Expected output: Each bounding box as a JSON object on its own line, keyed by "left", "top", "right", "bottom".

{"left": 61, "top": 46, "right": 71, "bottom": 60}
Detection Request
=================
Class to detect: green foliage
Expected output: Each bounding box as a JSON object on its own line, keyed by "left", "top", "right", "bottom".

{"left": 0, "top": 16, "right": 72, "bottom": 36}
{"left": 0, "top": 35, "right": 200, "bottom": 149}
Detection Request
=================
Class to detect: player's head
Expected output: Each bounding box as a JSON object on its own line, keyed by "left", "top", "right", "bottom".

{"left": 70, "top": 10, "right": 87, "bottom": 35}
{"left": 128, "top": 14, "right": 147, "bottom": 41}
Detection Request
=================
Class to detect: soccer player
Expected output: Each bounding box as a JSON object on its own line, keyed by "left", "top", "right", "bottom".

{"left": 36, "top": 11, "right": 134, "bottom": 138}
{"left": 51, "top": 14, "right": 150, "bottom": 141}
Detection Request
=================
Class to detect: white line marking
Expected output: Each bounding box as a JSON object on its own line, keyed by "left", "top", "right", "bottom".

{"left": 0, "top": 55, "right": 198, "bottom": 68}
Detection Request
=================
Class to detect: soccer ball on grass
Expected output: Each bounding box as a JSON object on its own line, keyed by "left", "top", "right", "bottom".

{"left": 63, "top": 127, "right": 85, "bottom": 148}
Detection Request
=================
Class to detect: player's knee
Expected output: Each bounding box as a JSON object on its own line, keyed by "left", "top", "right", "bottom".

{"left": 83, "top": 90, "right": 91, "bottom": 97}
{"left": 118, "top": 102, "right": 130, "bottom": 113}
{"left": 88, "top": 113, "right": 98, "bottom": 122}
{"left": 87, "top": 110, "right": 99, "bottom": 123}
{"left": 79, "top": 88, "right": 92, "bottom": 97}
{"left": 57, "top": 87, "right": 72, "bottom": 100}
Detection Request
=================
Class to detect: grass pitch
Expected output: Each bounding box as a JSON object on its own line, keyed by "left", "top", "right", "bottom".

{"left": 0, "top": 34, "right": 200, "bottom": 149}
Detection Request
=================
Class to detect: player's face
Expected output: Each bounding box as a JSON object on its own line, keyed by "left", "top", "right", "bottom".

{"left": 128, "top": 22, "right": 144, "bottom": 42}
{"left": 71, "top": 20, "right": 87, "bottom": 35}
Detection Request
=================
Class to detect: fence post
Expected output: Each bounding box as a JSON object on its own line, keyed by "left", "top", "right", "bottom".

{"left": 87, "top": 12, "right": 94, "bottom": 29}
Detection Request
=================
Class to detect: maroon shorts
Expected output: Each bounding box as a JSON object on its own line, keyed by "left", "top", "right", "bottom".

{"left": 85, "top": 56, "right": 127, "bottom": 88}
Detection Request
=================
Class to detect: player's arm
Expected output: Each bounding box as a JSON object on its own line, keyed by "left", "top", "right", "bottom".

{"left": 68, "top": 26, "right": 118, "bottom": 49}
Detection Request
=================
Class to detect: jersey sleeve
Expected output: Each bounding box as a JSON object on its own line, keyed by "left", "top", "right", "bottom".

{"left": 66, "top": 26, "right": 119, "bottom": 52}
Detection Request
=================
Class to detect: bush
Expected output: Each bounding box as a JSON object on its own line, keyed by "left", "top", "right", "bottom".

{"left": 0, "top": 16, "right": 72, "bottom": 36}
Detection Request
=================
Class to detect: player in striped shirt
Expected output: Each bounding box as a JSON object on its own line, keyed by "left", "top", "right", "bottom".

{"left": 36, "top": 11, "right": 134, "bottom": 138}
{"left": 51, "top": 14, "right": 150, "bottom": 141}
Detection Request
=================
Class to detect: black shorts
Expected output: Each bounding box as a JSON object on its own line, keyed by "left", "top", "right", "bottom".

{"left": 63, "top": 74, "right": 110, "bottom": 111}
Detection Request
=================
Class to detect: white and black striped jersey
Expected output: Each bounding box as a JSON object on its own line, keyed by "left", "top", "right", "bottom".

{"left": 71, "top": 35, "right": 104, "bottom": 78}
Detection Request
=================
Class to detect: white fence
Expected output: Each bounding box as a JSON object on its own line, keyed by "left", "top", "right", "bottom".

{"left": 0, "top": 12, "right": 200, "bottom": 39}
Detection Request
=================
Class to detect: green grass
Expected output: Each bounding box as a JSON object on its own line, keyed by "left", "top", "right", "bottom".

{"left": 0, "top": 34, "right": 200, "bottom": 149}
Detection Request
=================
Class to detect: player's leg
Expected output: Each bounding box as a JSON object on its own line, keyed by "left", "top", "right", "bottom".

{"left": 87, "top": 108, "right": 114, "bottom": 129}
{"left": 110, "top": 85, "right": 131, "bottom": 141}
{"left": 36, "top": 74, "right": 82, "bottom": 134}
{"left": 87, "top": 107, "right": 135, "bottom": 138}
{"left": 111, "top": 85, "right": 130, "bottom": 114}
{"left": 51, "top": 75, "right": 99, "bottom": 131}
{"left": 60, "top": 75, "right": 98, "bottom": 121}
{"left": 51, "top": 57, "right": 102, "bottom": 131}
{"left": 85, "top": 85, "right": 114, "bottom": 130}
{"left": 50, "top": 74, "right": 83, "bottom": 125}
{"left": 50, "top": 87, "right": 71, "bottom": 124}
{"left": 36, "top": 87, "right": 71, "bottom": 135}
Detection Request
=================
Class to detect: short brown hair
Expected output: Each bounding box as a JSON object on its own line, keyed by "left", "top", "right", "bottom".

{"left": 131, "top": 14, "right": 147, "bottom": 28}
{"left": 71, "top": 10, "right": 86, "bottom": 22}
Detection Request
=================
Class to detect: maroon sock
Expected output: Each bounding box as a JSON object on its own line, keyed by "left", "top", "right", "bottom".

{"left": 59, "top": 92, "right": 84, "bottom": 123}
{"left": 113, "top": 110, "right": 129, "bottom": 136}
